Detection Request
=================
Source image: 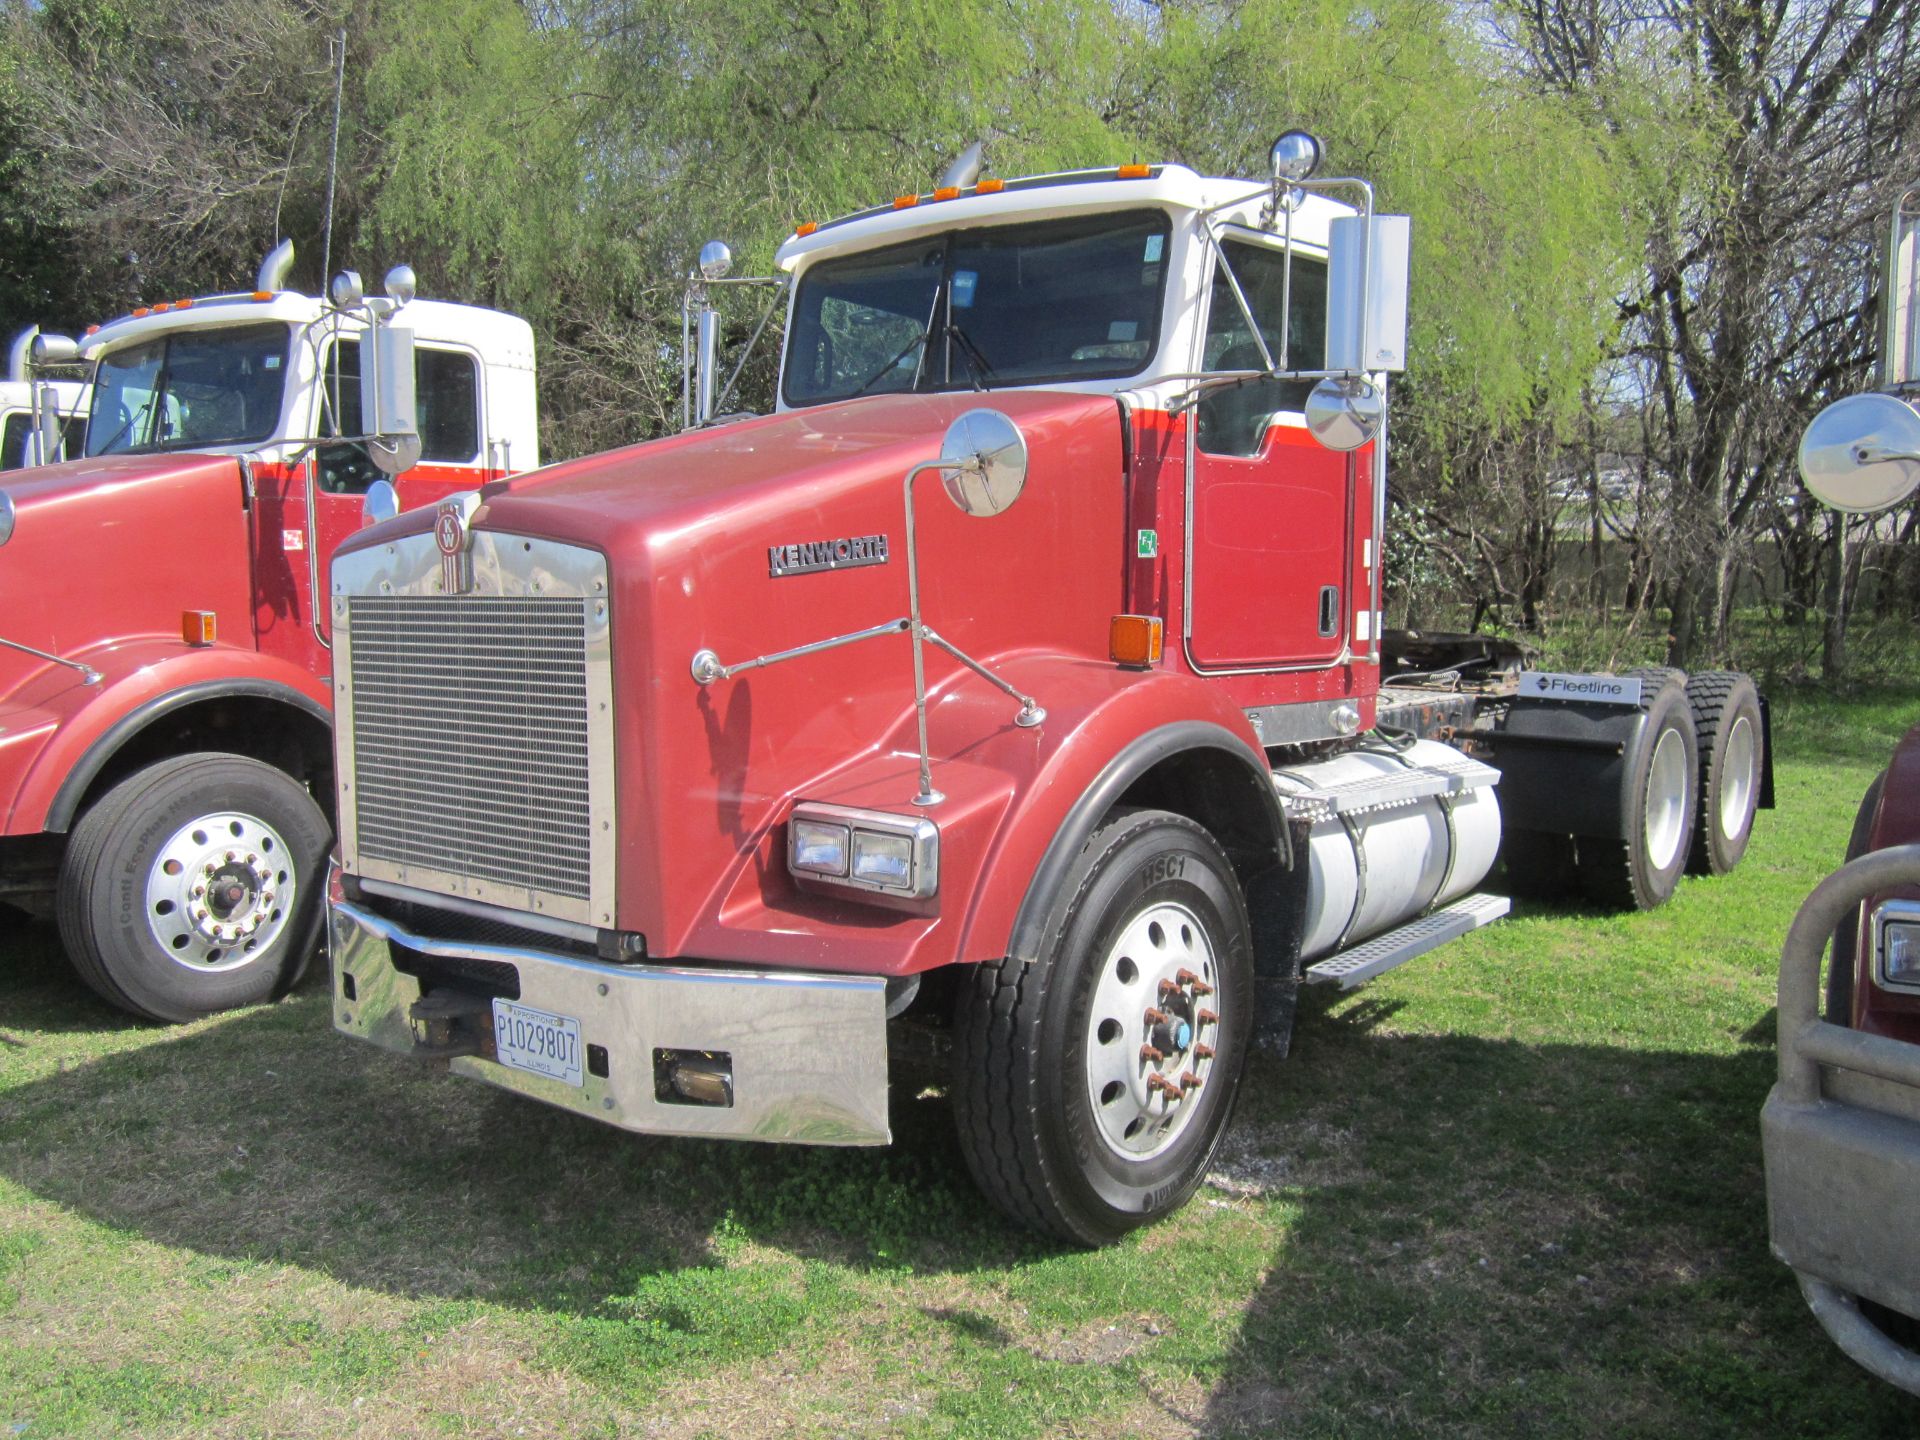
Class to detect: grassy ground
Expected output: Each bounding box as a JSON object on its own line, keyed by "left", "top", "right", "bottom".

{"left": 3, "top": 685, "right": 1919, "bottom": 1438}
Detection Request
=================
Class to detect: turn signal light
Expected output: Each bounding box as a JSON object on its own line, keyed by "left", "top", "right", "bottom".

{"left": 182, "top": 610, "right": 217, "bottom": 647}
{"left": 1116, "top": 164, "right": 1152, "bottom": 179}
{"left": 1110, "top": 614, "right": 1164, "bottom": 668}
{"left": 976, "top": 178, "right": 1005, "bottom": 194}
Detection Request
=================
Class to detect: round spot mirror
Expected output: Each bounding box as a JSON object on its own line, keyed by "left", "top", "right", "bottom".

{"left": 1797, "top": 392, "right": 1920, "bottom": 514}
{"left": 939, "top": 409, "right": 1029, "bottom": 517}
{"left": 1304, "top": 376, "right": 1385, "bottom": 453}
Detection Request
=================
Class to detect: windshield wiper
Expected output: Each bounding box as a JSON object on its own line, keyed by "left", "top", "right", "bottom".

{"left": 945, "top": 321, "right": 995, "bottom": 391}
{"left": 845, "top": 330, "right": 931, "bottom": 400}
{"left": 92, "top": 398, "right": 155, "bottom": 457}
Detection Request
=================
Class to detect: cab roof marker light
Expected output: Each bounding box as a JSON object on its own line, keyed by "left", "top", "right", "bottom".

{"left": 976, "top": 178, "right": 1005, "bottom": 194}
{"left": 175, "top": 297, "right": 193, "bottom": 308}
{"left": 131, "top": 307, "right": 150, "bottom": 319}
{"left": 251, "top": 291, "right": 275, "bottom": 302}
{"left": 1116, "top": 164, "right": 1152, "bottom": 179}
{"left": 795, "top": 222, "right": 819, "bottom": 237}
{"left": 932, "top": 186, "right": 962, "bottom": 202}
{"left": 893, "top": 194, "right": 921, "bottom": 209}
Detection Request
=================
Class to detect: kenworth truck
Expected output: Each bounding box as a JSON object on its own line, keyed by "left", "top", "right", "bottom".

{"left": 0, "top": 242, "right": 538, "bottom": 1021}
{"left": 1764, "top": 181, "right": 1920, "bottom": 1394}
{"left": 324, "top": 137, "right": 1770, "bottom": 1242}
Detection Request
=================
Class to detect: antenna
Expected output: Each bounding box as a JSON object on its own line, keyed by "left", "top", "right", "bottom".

{"left": 321, "top": 28, "right": 346, "bottom": 290}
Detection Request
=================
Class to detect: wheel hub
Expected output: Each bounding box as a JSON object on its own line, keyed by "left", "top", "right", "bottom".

{"left": 1084, "top": 902, "right": 1221, "bottom": 1160}
{"left": 145, "top": 811, "right": 295, "bottom": 972}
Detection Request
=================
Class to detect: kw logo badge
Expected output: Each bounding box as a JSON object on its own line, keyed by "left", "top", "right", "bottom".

{"left": 435, "top": 493, "right": 483, "bottom": 594}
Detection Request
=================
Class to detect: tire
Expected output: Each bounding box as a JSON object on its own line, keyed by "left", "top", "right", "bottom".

{"left": 1577, "top": 674, "right": 1699, "bottom": 911}
{"left": 951, "top": 809, "right": 1254, "bottom": 1245}
{"left": 1684, "top": 671, "right": 1763, "bottom": 876}
{"left": 57, "top": 754, "right": 331, "bottom": 1023}
{"left": 1827, "top": 769, "right": 1887, "bottom": 1025}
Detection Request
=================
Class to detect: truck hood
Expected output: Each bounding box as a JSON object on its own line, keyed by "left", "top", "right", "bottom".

{"left": 338, "top": 390, "right": 1116, "bottom": 561}
{"left": 0, "top": 450, "right": 255, "bottom": 702}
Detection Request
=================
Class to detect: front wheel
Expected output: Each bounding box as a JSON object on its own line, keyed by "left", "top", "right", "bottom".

{"left": 57, "top": 754, "right": 331, "bottom": 1022}
{"left": 951, "top": 809, "right": 1253, "bottom": 1245}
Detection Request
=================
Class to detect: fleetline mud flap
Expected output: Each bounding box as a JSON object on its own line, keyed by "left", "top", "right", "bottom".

{"left": 329, "top": 899, "right": 891, "bottom": 1145}
{"left": 1763, "top": 1089, "right": 1920, "bottom": 1314}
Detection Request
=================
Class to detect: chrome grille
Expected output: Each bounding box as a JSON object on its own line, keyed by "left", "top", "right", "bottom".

{"left": 348, "top": 595, "right": 593, "bottom": 901}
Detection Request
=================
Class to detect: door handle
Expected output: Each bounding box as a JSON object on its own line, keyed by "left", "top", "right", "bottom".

{"left": 1318, "top": 585, "right": 1340, "bottom": 639}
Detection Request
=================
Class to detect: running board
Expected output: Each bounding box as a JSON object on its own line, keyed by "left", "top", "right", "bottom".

{"left": 1303, "top": 893, "right": 1512, "bottom": 990}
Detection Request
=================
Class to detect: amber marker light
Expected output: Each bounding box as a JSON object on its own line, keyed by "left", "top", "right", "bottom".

{"left": 174, "top": 297, "right": 194, "bottom": 308}
{"left": 892, "top": 194, "right": 921, "bottom": 209}
{"left": 1110, "top": 614, "right": 1164, "bottom": 668}
{"left": 932, "top": 186, "right": 962, "bottom": 202}
{"left": 795, "top": 222, "right": 819, "bottom": 237}
{"left": 152, "top": 302, "right": 173, "bottom": 313}
{"left": 976, "top": 177, "right": 1005, "bottom": 194}
{"left": 84, "top": 325, "right": 99, "bottom": 337}
{"left": 182, "top": 610, "right": 217, "bottom": 647}
{"left": 1116, "top": 164, "right": 1152, "bottom": 179}
{"left": 251, "top": 290, "right": 275, "bottom": 302}
{"left": 131, "top": 307, "right": 151, "bottom": 318}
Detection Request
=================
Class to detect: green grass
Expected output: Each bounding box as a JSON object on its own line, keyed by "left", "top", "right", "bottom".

{"left": 1, "top": 685, "right": 1918, "bottom": 1436}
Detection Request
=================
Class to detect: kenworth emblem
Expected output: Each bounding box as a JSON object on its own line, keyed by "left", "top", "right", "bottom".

{"left": 435, "top": 492, "right": 481, "bottom": 594}
{"left": 768, "top": 533, "right": 889, "bottom": 578}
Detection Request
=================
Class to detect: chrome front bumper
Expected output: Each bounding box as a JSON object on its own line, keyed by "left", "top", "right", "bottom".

{"left": 328, "top": 898, "right": 891, "bottom": 1145}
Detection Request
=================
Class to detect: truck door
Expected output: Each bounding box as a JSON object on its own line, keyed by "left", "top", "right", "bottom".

{"left": 1184, "top": 234, "right": 1355, "bottom": 671}
{"left": 251, "top": 338, "right": 491, "bottom": 667}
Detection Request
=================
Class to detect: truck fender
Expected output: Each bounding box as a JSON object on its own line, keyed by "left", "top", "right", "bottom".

{"left": 7, "top": 640, "right": 331, "bottom": 834}
{"left": 951, "top": 673, "right": 1290, "bottom": 971}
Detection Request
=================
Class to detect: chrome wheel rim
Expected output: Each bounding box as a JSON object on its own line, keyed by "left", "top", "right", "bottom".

{"left": 1719, "top": 715, "right": 1757, "bottom": 840}
{"left": 1084, "top": 901, "right": 1220, "bottom": 1161}
{"left": 144, "top": 811, "right": 294, "bottom": 972}
{"left": 1645, "top": 727, "right": 1689, "bottom": 872}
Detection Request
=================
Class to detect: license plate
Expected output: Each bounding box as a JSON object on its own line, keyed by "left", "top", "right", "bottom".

{"left": 491, "top": 999, "right": 584, "bottom": 1087}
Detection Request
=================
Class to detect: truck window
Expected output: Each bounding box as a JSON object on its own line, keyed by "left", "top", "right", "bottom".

{"left": 0, "top": 412, "right": 25, "bottom": 469}
{"left": 86, "top": 322, "right": 290, "bottom": 457}
{"left": 784, "top": 210, "right": 1172, "bottom": 406}
{"left": 1196, "top": 240, "right": 1327, "bottom": 458}
{"left": 317, "top": 340, "right": 483, "bottom": 492}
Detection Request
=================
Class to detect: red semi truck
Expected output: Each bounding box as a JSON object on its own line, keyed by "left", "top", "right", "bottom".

{"left": 323, "top": 137, "right": 1770, "bottom": 1242}
{"left": 0, "top": 242, "right": 539, "bottom": 1021}
{"left": 1763, "top": 184, "right": 1920, "bottom": 1393}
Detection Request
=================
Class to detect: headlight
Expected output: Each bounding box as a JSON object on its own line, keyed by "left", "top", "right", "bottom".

{"left": 788, "top": 802, "right": 937, "bottom": 900}
{"left": 790, "top": 819, "right": 850, "bottom": 877}
{"left": 1878, "top": 902, "right": 1920, "bottom": 991}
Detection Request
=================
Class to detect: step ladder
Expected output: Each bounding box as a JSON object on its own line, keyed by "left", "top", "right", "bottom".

{"left": 1303, "top": 893, "right": 1511, "bottom": 990}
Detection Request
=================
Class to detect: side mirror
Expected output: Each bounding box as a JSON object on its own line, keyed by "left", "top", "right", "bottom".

{"left": 362, "top": 479, "right": 400, "bottom": 526}
{"left": 1304, "top": 375, "right": 1386, "bottom": 452}
{"left": 1885, "top": 190, "right": 1919, "bottom": 390}
{"left": 938, "top": 409, "right": 1028, "bottom": 516}
{"left": 1798, "top": 392, "right": 1920, "bottom": 513}
{"left": 1325, "top": 214, "right": 1411, "bottom": 375}
{"left": 361, "top": 323, "right": 420, "bottom": 477}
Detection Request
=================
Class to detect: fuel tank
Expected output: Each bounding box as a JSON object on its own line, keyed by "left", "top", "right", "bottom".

{"left": 1271, "top": 738, "right": 1503, "bottom": 961}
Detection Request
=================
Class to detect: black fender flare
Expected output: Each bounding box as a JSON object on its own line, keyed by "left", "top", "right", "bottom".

{"left": 46, "top": 679, "right": 332, "bottom": 833}
{"left": 1006, "top": 719, "right": 1288, "bottom": 965}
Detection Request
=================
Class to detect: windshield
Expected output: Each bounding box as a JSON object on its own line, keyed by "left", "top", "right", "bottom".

{"left": 86, "top": 322, "right": 291, "bottom": 457}
{"left": 782, "top": 210, "right": 1172, "bottom": 407}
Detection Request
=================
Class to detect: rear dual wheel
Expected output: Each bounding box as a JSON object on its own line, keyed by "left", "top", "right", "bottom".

{"left": 1577, "top": 672, "right": 1700, "bottom": 911}
{"left": 57, "top": 754, "right": 330, "bottom": 1022}
{"left": 1684, "top": 671, "right": 1763, "bottom": 877}
{"left": 951, "top": 809, "right": 1252, "bottom": 1245}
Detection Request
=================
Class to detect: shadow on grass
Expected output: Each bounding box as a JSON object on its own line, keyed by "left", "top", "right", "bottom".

{"left": 1, "top": 945, "right": 1917, "bottom": 1436}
